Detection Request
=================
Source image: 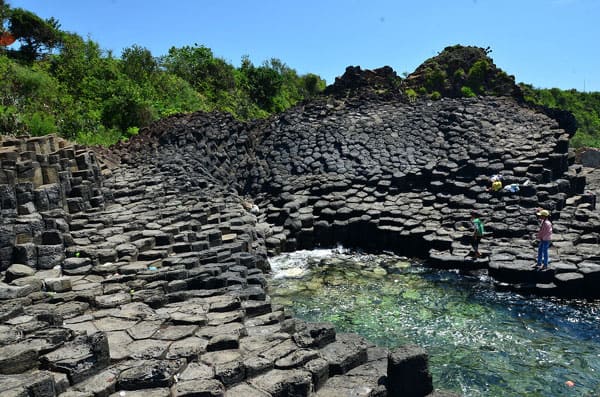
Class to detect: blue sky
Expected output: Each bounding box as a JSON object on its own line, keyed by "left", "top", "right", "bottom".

{"left": 7, "top": 0, "right": 600, "bottom": 91}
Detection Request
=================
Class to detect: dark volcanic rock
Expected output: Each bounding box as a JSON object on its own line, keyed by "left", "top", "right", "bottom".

{"left": 0, "top": 371, "right": 57, "bottom": 397}
{"left": 0, "top": 63, "right": 593, "bottom": 397}
{"left": 319, "top": 333, "right": 371, "bottom": 376}
{"left": 118, "top": 359, "right": 186, "bottom": 390}
{"left": 249, "top": 369, "right": 312, "bottom": 397}
{"left": 293, "top": 322, "right": 336, "bottom": 348}
{"left": 387, "top": 345, "right": 434, "bottom": 397}
{"left": 0, "top": 342, "right": 39, "bottom": 374}
{"left": 171, "top": 379, "right": 224, "bottom": 397}
{"left": 40, "top": 332, "right": 110, "bottom": 383}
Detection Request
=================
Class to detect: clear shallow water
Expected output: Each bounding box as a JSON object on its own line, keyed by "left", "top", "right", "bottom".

{"left": 267, "top": 250, "right": 600, "bottom": 397}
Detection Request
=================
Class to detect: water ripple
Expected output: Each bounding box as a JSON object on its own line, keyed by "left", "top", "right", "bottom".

{"left": 267, "top": 250, "right": 600, "bottom": 397}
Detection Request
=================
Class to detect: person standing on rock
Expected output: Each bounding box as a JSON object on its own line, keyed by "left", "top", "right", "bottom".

{"left": 471, "top": 212, "right": 485, "bottom": 258}
{"left": 534, "top": 209, "right": 553, "bottom": 270}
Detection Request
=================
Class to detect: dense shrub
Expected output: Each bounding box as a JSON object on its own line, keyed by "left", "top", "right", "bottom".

{"left": 520, "top": 84, "right": 600, "bottom": 148}
{"left": 461, "top": 86, "right": 476, "bottom": 98}
{"left": 0, "top": 4, "right": 326, "bottom": 145}
{"left": 404, "top": 45, "right": 517, "bottom": 98}
{"left": 23, "top": 111, "right": 55, "bottom": 135}
{"left": 430, "top": 91, "right": 441, "bottom": 100}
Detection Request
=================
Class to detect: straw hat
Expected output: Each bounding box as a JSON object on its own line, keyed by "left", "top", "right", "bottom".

{"left": 536, "top": 209, "right": 550, "bottom": 217}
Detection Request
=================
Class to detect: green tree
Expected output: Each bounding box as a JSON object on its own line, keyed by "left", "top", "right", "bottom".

{"left": 7, "top": 7, "right": 62, "bottom": 62}
{"left": 520, "top": 83, "right": 600, "bottom": 147}
{"left": 101, "top": 77, "right": 155, "bottom": 133}
{"left": 466, "top": 60, "right": 488, "bottom": 94}
{"left": 0, "top": 0, "right": 10, "bottom": 31}
{"left": 240, "top": 57, "right": 283, "bottom": 111}
{"left": 50, "top": 33, "right": 103, "bottom": 95}
{"left": 120, "top": 44, "right": 158, "bottom": 83}
{"left": 161, "top": 44, "right": 235, "bottom": 93}
{"left": 0, "top": 3, "right": 326, "bottom": 145}
{"left": 301, "top": 73, "right": 326, "bottom": 97}
{"left": 423, "top": 66, "right": 446, "bottom": 93}
{"left": 151, "top": 72, "right": 204, "bottom": 118}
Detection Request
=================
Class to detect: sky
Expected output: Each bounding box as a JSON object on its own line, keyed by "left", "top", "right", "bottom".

{"left": 7, "top": 0, "right": 600, "bottom": 91}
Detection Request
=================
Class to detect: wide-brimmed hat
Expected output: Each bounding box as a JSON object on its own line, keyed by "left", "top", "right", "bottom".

{"left": 536, "top": 209, "right": 550, "bottom": 217}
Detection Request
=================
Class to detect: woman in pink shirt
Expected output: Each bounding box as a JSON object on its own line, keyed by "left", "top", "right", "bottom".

{"left": 535, "top": 209, "right": 553, "bottom": 270}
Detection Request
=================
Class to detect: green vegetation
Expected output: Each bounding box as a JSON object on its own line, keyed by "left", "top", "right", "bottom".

{"left": 1, "top": 2, "right": 598, "bottom": 149}
{"left": 0, "top": 1, "right": 325, "bottom": 145}
{"left": 460, "top": 86, "right": 476, "bottom": 98}
{"left": 404, "top": 88, "right": 418, "bottom": 102}
{"left": 404, "top": 45, "right": 517, "bottom": 98}
{"left": 520, "top": 84, "right": 600, "bottom": 147}
{"left": 403, "top": 44, "right": 600, "bottom": 147}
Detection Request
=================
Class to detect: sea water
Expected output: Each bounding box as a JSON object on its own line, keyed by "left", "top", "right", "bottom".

{"left": 267, "top": 249, "right": 600, "bottom": 397}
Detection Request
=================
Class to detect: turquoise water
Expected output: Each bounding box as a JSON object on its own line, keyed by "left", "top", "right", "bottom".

{"left": 267, "top": 250, "right": 600, "bottom": 397}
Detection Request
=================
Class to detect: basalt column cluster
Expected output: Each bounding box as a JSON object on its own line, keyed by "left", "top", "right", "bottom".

{"left": 1, "top": 90, "right": 599, "bottom": 396}
{"left": 242, "top": 96, "right": 599, "bottom": 297}
{"left": 0, "top": 134, "right": 107, "bottom": 276}
{"left": 0, "top": 126, "right": 443, "bottom": 395}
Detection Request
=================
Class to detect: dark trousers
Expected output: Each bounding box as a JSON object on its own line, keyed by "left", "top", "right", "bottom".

{"left": 472, "top": 235, "right": 482, "bottom": 253}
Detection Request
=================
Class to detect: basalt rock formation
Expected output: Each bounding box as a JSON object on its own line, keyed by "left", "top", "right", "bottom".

{"left": 404, "top": 45, "right": 519, "bottom": 98}
{"left": 323, "top": 65, "right": 402, "bottom": 99}
{"left": 1, "top": 61, "right": 600, "bottom": 396}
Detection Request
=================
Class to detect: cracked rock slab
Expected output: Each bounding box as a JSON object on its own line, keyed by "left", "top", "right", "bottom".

{"left": 171, "top": 379, "right": 225, "bottom": 397}
{"left": 117, "top": 359, "right": 185, "bottom": 390}
{"left": 249, "top": 368, "right": 312, "bottom": 397}
{"left": 40, "top": 332, "right": 110, "bottom": 384}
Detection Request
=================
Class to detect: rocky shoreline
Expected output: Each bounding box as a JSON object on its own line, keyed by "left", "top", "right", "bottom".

{"left": 1, "top": 91, "right": 598, "bottom": 396}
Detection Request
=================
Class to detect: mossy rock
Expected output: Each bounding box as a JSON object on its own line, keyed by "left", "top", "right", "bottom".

{"left": 404, "top": 45, "right": 519, "bottom": 99}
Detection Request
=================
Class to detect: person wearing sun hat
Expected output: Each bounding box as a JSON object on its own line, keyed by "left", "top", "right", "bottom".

{"left": 534, "top": 208, "right": 553, "bottom": 270}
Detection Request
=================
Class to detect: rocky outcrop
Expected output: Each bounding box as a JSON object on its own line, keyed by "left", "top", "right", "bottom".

{"left": 324, "top": 65, "right": 402, "bottom": 99}
{"left": 404, "top": 45, "right": 519, "bottom": 98}
{"left": 581, "top": 147, "right": 600, "bottom": 168}
{"left": 0, "top": 127, "right": 458, "bottom": 396}
{"left": 0, "top": 134, "right": 107, "bottom": 272}
{"left": 0, "top": 84, "right": 598, "bottom": 396}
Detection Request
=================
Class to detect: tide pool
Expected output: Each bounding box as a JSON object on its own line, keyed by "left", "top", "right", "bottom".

{"left": 267, "top": 250, "right": 600, "bottom": 396}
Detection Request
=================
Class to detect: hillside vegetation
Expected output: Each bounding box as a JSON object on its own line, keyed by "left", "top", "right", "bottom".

{"left": 404, "top": 45, "right": 517, "bottom": 99}
{"left": 519, "top": 84, "right": 600, "bottom": 147}
{"left": 0, "top": 1, "right": 598, "bottom": 148}
{"left": 402, "top": 45, "right": 598, "bottom": 147}
{"left": 0, "top": 1, "right": 325, "bottom": 145}
{"left": 324, "top": 46, "right": 519, "bottom": 103}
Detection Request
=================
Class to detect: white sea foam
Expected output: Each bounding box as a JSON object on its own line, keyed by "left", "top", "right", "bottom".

{"left": 269, "top": 248, "right": 345, "bottom": 279}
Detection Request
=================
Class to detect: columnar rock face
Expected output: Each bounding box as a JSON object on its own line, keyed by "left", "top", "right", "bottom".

{"left": 117, "top": 94, "right": 598, "bottom": 298}
{"left": 0, "top": 134, "right": 106, "bottom": 272}
{"left": 0, "top": 90, "right": 598, "bottom": 396}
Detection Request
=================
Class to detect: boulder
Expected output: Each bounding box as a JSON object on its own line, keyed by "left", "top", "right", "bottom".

{"left": 171, "top": 379, "right": 224, "bottom": 397}
{"left": 118, "top": 359, "right": 186, "bottom": 390}
{"left": 5, "top": 263, "right": 36, "bottom": 282}
{"left": 250, "top": 369, "right": 312, "bottom": 397}
{"left": 387, "top": 345, "right": 433, "bottom": 397}
{"left": 0, "top": 371, "right": 57, "bottom": 397}
{"left": 0, "top": 342, "right": 38, "bottom": 374}
{"left": 292, "top": 322, "right": 336, "bottom": 348}
{"left": 319, "top": 333, "right": 370, "bottom": 376}
{"left": 581, "top": 148, "right": 600, "bottom": 168}
{"left": 40, "top": 332, "right": 110, "bottom": 384}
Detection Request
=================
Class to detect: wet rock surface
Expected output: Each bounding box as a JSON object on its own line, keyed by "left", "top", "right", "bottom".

{"left": 0, "top": 92, "right": 598, "bottom": 396}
